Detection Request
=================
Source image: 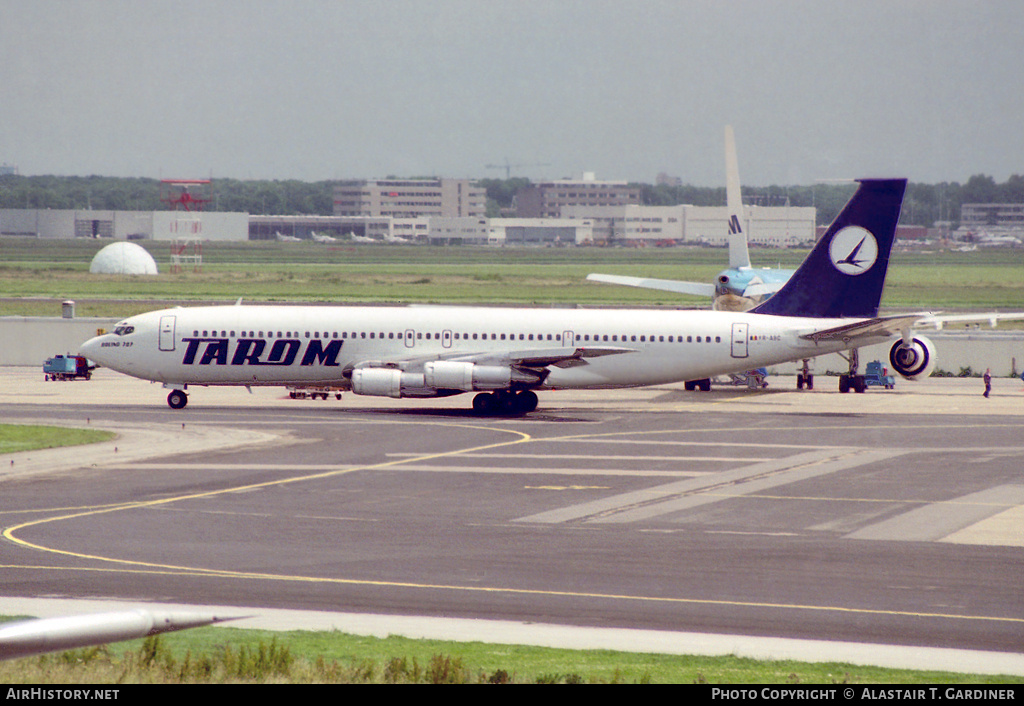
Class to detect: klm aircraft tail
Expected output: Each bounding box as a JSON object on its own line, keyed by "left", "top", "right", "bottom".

{"left": 750, "top": 178, "right": 906, "bottom": 319}
{"left": 725, "top": 125, "right": 751, "bottom": 270}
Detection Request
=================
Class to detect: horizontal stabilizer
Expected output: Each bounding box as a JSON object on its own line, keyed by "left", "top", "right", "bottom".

{"left": 587, "top": 273, "right": 716, "bottom": 298}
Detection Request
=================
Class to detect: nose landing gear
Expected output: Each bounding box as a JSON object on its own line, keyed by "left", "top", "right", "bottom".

{"left": 167, "top": 389, "right": 189, "bottom": 409}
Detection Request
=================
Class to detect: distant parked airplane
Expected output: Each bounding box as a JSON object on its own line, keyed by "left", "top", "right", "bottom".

{"left": 275, "top": 231, "right": 301, "bottom": 243}
{"left": 587, "top": 126, "right": 795, "bottom": 311}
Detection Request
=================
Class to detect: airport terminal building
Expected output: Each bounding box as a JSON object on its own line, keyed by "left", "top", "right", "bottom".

{"left": 0, "top": 170, "right": 813, "bottom": 246}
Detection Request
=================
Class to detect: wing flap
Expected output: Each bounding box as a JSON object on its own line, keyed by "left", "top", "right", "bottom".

{"left": 354, "top": 345, "right": 636, "bottom": 373}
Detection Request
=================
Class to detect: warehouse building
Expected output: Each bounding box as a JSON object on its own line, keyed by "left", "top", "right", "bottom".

{"left": 0, "top": 209, "right": 247, "bottom": 241}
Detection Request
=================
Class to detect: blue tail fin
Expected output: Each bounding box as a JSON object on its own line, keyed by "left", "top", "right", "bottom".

{"left": 749, "top": 178, "right": 906, "bottom": 318}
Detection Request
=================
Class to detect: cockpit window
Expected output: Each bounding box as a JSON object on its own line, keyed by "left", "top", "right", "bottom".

{"left": 113, "top": 325, "right": 135, "bottom": 336}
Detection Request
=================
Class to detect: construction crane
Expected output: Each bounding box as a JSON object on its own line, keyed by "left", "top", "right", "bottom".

{"left": 485, "top": 159, "right": 551, "bottom": 179}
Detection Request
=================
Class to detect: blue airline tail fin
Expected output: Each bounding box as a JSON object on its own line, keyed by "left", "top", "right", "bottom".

{"left": 749, "top": 178, "right": 907, "bottom": 319}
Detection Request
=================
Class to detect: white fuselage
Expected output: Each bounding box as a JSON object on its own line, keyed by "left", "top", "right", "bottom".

{"left": 80, "top": 304, "right": 883, "bottom": 393}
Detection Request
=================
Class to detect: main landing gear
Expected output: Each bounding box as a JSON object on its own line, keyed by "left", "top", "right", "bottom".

{"left": 837, "top": 348, "right": 867, "bottom": 393}
{"left": 683, "top": 378, "right": 712, "bottom": 391}
{"left": 167, "top": 389, "right": 189, "bottom": 409}
{"left": 796, "top": 359, "right": 814, "bottom": 390}
{"left": 472, "top": 390, "right": 539, "bottom": 416}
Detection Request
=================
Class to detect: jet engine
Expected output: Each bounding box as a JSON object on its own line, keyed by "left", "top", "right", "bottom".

{"left": 351, "top": 368, "right": 426, "bottom": 398}
{"left": 889, "top": 336, "right": 936, "bottom": 380}
{"left": 351, "top": 362, "right": 542, "bottom": 398}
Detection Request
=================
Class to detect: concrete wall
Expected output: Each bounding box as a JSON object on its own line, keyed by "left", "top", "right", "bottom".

{"left": 0, "top": 317, "right": 119, "bottom": 367}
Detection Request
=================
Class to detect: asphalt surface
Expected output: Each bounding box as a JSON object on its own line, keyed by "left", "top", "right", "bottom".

{"left": 2, "top": 367, "right": 1024, "bottom": 675}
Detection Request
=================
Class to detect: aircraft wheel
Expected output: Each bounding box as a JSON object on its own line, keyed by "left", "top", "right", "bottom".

{"left": 472, "top": 392, "right": 497, "bottom": 415}
{"left": 516, "top": 390, "right": 539, "bottom": 413}
{"left": 806, "top": 374, "right": 813, "bottom": 390}
{"left": 698, "top": 378, "right": 711, "bottom": 392}
{"left": 496, "top": 392, "right": 520, "bottom": 416}
{"left": 838, "top": 375, "right": 850, "bottom": 393}
{"left": 796, "top": 374, "right": 804, "bottom": 389}
{"left": 167, "top": 390, "right": 188, "bottom": 409}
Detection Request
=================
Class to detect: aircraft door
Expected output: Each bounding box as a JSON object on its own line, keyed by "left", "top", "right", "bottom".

{"left": 562, "top": 330, "right": 575, "bottom": 347}
{"left": 730, "top": 322, "right": 749, "bottom": 358}
{"left": 404, "top": 329, "right": 415, "bottom": 348}
{"left": 442, "top": 330, "right": 452, "bottom": 349}
{"left": 159, "top": 315, "right": 176, "bottom": 352}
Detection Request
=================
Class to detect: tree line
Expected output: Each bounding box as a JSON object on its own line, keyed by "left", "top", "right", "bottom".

{"left": 1, "top": 173, "right": 1021, "bottom": 228}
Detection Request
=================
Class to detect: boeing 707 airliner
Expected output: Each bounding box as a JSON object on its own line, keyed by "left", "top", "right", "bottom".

{"left": 79, "top": 179, "right": 1020, "bottom": 414}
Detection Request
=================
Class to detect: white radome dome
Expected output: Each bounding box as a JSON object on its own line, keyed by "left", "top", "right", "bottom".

{"left": 89, "top": 242, "right": 159, "bottom": 275}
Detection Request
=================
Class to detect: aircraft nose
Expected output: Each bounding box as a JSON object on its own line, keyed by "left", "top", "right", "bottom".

{"left": 79, "top": 334, "right": 110, "bottom": 365}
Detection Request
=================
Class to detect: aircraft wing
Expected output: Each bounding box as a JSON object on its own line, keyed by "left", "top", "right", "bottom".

{"left": 356, "top": 345, "right": 637, "bottom": 373}
{"left": 799, "top": 312, "right": 1024, "bottom": 344}
{"left": 799, "top": 314, "right": 926, "bottom": 343}
{"left": 912, "top": 312, "right": 1024, "bottom": 330}
{"left": 587, "top": 273, "right": 716, "bottom": 298}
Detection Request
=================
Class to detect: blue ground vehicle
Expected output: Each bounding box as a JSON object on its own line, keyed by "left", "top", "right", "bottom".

{"left": 43, "top": 355, "right": 94, "bottom": 381}
{"left": 863, "top": 360, "right": 896, "bottom": 389}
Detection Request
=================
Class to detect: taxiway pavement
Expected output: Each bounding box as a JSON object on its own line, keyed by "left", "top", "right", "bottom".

{"left": 1, "top": 367, "right": 1023, "bottom": 675}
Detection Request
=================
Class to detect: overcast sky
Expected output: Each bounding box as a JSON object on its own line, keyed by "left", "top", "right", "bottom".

{"left": 2, "top": 0, "right": 1021, "bottom": 186}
